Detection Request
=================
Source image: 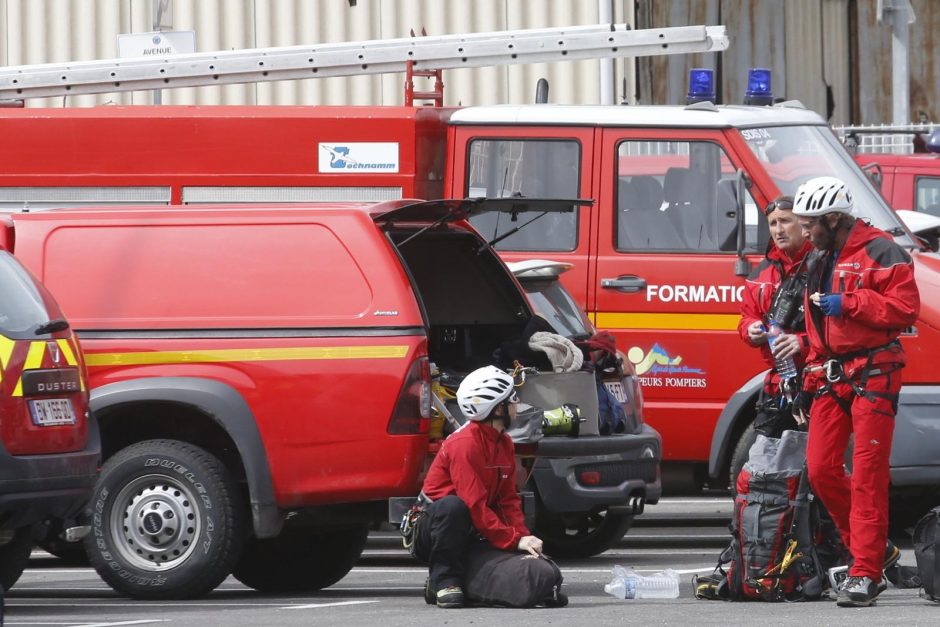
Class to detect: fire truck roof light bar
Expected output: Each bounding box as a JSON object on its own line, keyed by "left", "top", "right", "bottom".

{"left": 0, "top": 24, "right": 728, "bottom": 100}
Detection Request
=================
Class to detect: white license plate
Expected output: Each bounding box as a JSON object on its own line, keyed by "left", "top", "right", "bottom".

{"left": 28, "top": 398, "right": 76, "bottom": 426}
{"left": 604, "top": 381, "right": 627, "bottom": 404}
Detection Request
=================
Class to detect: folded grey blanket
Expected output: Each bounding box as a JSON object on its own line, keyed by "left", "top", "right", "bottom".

{"left": 528, "top": 331, "right": 583, "bottom": 373}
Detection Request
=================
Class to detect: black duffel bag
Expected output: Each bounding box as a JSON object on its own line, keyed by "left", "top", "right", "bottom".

{"left": 463, "top": 546, "right": 565, "bottom": 608}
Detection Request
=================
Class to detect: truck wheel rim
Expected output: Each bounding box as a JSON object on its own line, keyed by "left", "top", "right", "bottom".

{"left": 110, "top": 474, "right": 201, "bottom": 570}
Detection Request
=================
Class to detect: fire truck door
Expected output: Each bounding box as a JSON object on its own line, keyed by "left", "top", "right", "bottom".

{"left": 591, "top": 128, "right": 767, "bottom": 462}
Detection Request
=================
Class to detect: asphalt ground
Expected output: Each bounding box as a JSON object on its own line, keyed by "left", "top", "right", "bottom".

{"left": 4, "top": 497, "right": 937, "bottom": 626}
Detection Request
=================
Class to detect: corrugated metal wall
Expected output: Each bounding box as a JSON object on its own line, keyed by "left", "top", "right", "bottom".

{"left": 0, "top": 0, "right": 633, "bottom": 108}
{"left": 856, "top": 0, "right": 939, "bottom": 124}
{"left": 1, "top": 0, "right": 937, "bottom": 123}
{"left": 639, "top": 0, "right": 936, "bottom": 125}
{"left": 639, "top": 0, "right": 853, "bottom": 123}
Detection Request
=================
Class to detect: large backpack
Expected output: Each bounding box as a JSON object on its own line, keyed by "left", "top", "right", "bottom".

{"left": 695, "top": 430, "right": 845, "bottom": 602}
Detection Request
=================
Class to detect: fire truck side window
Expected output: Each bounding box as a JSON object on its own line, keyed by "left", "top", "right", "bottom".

{"left": 615, "top": 140, "right": 760, "bottom": 253}
{"left": 915, "top": 176, "right": 940, "bottom": 216}
{"left": 466, "top": 139, "right": 580, "bottom": 251}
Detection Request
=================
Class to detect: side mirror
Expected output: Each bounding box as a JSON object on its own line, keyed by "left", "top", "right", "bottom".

{"left": 861, "top": 162, "right": 883, "bottom": 191}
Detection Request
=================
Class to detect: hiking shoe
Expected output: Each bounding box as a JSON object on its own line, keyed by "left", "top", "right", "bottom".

{"left": 836, "top": 576, "right": 887, "bottom": 607}
{"left": 883, "top": 540, "right": 901, "bottom": 571}
{"left": 543, "top": 591, "right": 569, "bottom": 607}
{"left": 436, "top": 586, "right": 465, "bottom": 609}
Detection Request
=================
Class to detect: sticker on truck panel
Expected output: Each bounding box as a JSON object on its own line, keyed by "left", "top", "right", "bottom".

{"left": 628, "top": 343, "right": 707, "bottom": 389}
{"left": 318, "top": 142, "right": 399, "bottom": 173}
{"left": 646, "top": 284, "right": 745, "bottom": 304}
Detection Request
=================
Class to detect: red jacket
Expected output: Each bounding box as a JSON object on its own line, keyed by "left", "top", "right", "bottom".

{"left": 804, "top": 220, "right": 919, "bottom": 375}
{"left": 421, "top": 421, "right": 530, "bottom": 550}
{"left": 738, "top": 241, "right": 812, "bottom": 386}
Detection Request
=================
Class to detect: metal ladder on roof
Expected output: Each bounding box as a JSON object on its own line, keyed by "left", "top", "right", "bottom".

{"left": 0, "top": 23, "right": 728, "bottom": 102}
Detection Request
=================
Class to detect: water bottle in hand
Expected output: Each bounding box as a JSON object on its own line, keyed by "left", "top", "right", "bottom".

{"left": 767, "top": 319, "right": 798, "bottom": 381}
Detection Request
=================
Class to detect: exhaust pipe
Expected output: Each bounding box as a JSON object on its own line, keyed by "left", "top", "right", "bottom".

{"left": 61, "top": 525, "right": 91, "bottom": 542}
{"left": 630, "top": 495, "right": 646, "bottom": 516}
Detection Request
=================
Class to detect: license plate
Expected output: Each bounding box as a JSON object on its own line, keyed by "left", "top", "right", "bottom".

{"left": 604, "top": 381, "right": 627, "bottom": 404}
{"left": 28, "top": 398, "right": 76, "bottom": 426}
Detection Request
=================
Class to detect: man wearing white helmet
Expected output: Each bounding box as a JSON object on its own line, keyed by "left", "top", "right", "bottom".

{"left": 411, "top": 365, "right": 552, "bottom": 609}
{"left": 793, "top": 176, "right": 920, "bottom": 607}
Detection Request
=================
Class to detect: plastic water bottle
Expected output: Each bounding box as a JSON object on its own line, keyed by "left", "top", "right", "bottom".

{"left": 604, "top": 566, "right": 680, "bottom": 600}
{"left": 767, "top": 319, "right": 798, "bottom": 381}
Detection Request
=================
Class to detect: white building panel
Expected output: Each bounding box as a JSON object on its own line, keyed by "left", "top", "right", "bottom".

{"left": 1, "top": 0, "right": 617, "bottom": 108}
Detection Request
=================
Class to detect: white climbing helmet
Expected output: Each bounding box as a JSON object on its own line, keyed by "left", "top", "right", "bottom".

{"left": 456, "top": 365, "right": 517, "bottom": 421}
{"left": 793, "top": 176, "right": 854, "bottom": 217}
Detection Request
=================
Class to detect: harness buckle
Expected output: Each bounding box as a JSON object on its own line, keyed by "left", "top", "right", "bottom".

{"left": 824, "top": 359, "right": 842, "bottom": 383}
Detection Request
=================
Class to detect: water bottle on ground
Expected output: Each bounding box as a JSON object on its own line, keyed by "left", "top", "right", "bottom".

{"left": 604, "top": 566, "right": 680, "bottom": 600}
{"left": 766, "top": 318, "right": 798, "bottom": 381}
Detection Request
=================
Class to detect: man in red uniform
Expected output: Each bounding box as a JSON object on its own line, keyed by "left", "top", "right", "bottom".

{"left": 738, "top": 196, "right": 812, "bottom": 445}
{"left": 793, "top": 176, "right": 919, "bottom": 607}
{"left": 413, "top": 365, "right": 549, "bottom": 609}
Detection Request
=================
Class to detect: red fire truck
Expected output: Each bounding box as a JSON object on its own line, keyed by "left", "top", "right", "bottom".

{"left": 1, "top": 25, "right": 937, "bottom": 496}
{"left": 835, "top": 125, "right": 940, "bottom": 250}
{"left": 836, "top": 124, "right": 940, "bottom": 216}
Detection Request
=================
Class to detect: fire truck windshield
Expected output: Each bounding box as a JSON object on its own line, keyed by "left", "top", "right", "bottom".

{"left": 739, "top": 125, "right": 916, "bottom": 247}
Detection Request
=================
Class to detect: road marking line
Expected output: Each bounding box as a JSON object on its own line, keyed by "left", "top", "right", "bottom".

{"left": 73, "top": 620, "right": 169, "bottom": 627}
{"left": 281, "top": 600, "right": 380, "bottom": 611}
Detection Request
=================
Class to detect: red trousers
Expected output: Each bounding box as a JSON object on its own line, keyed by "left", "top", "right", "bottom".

{"left": 805, "top": 370, "right": 900, "bottom": 582}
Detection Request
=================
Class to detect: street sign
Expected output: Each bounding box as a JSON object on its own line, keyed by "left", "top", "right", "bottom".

{"left": 117, "top": 31, "right": 196, "bottom": 58}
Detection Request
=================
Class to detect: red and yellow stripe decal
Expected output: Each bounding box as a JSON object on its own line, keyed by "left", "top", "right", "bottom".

{"left": 0, "top": 335, "right": 15, "bottom": 385}
{"left": 1, "top": 336, "right": 85, "bottom": 396}
{"left": 84, "top": 345, "right": 410, "bottom": 367}
{"left": 591, "top": 312, "right": 740, "bottom": 331}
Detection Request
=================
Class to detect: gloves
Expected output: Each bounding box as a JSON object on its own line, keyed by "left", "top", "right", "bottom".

{"left": 818, "top": 293, "right": 843, "bottom": 317}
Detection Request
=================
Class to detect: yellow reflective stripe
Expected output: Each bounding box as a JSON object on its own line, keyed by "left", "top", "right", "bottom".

{"left": 0, "top": 334, "right": 15, "bottom": 384}
{"left": 57, "top": 339, "right": 79, "bottom": 366}
{"left": 12, "top": 341, "right": 48, "bottom": 397}
{"left": 85, "top": 345, "right": 410, "bottom": 367}
{"left": 57, "top": 339, "right": 85, "bottom": 391}
{"left": 594, "top": 312, "right": 740, "bottom": 331}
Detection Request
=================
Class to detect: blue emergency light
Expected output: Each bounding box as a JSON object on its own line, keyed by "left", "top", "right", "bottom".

{"left": 744, "top": 68, "right": 773, "bottom": 106}
{"left": 927, "top": 129, "right": 940, "bottom": 154}
{"left": 687, "top": 68, "right": 716, "bottom": 105}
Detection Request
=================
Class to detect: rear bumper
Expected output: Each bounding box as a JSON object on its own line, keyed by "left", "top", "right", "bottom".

{"left": 0, "top": 415, "right": 100, "bottom": 529}
{"left": 532, "top": 424, "right": 662, "bottom": 513}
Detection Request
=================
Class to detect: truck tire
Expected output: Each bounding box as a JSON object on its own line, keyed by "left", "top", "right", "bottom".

{"left": 232, "top": 525, "right": 369, "bottom": 592}
{"left": 535, "top": 507, "right": 633, "bottom": 558}
{"left": 0, "top": 526, "right": 34, "bottom": 591}
{"left": 84, "top": 439, "right": 246, "bottom": 599}
{"left": 729, "top": 422, "right": 758, "bottom": 493}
